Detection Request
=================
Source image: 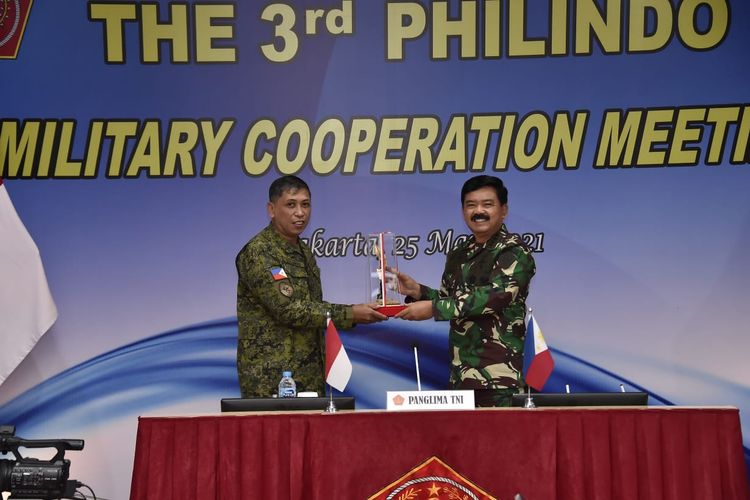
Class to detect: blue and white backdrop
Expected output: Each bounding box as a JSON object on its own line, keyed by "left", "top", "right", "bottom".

{"left": 1, "top": 1, "right": 749, "bottom": 497}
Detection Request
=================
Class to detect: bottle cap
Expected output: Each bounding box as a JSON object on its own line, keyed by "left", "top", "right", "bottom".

{"left": 282, "top": 370, "right": 292, "bottom": 377}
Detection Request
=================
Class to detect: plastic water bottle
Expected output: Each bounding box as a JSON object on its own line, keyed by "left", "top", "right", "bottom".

{"left": 278, "top": 371, "right": 296, "bottom": 398}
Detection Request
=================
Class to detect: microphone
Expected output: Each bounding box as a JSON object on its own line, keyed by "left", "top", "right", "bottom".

{"left": 412, "top": 343, "right": 422, "bottom": 391}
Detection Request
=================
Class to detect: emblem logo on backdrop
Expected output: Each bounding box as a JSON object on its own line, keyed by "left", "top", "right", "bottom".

{"left": 0, "top": 0, "right": 32, "bottom": 59}
{"left": 368, "top": 456, "right": 496, "bottom": 500}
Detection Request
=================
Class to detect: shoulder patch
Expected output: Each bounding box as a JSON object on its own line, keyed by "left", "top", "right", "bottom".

{"left": 278, "top": 282, "right": 294, "bottom": 297}
{"left": 270, "top": 266, "right": 288, "bottom": 281}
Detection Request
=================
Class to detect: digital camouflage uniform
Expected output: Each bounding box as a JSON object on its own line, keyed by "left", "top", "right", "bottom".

{"left": 235, "top": 224, "right": 354, "bottom": 398}
{"left": 417, "top": 224, "right": 535, "bottom": 407}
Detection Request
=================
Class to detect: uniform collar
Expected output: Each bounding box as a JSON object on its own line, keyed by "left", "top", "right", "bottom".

{"left": 265, "top": 222, "right": 303, "bottom": 252}
{"left": 468, "top": 223, "right": 508, "bottom": 250}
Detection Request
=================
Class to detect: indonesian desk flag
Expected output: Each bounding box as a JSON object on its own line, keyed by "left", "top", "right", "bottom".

{"left": 325, "top": 318, "right": 352, "bottom": 392}
{"left": 0, "top": 179, "right": 57, "bottom": 385}
{"left": 522, "top": 313, "right": 554, "bottom": 391}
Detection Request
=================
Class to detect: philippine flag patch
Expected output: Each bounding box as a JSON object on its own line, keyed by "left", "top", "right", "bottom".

{"left": 270, "top": 266, "right": 288, "bottom": 280}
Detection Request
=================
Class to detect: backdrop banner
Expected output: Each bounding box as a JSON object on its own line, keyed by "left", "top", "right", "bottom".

{"left": 1, "top": 1, "right": 748, "bottom": 497}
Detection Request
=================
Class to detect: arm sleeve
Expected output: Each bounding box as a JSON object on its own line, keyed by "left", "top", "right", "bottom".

{"left": 429, "top": 246, "right": 535, "bottom": 322}
{"left": 237, "top": 249, "right": 354, "bottom": 330}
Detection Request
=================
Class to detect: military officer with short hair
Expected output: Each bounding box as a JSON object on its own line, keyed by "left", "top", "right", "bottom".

{"left": 396, "top": 175, "right": 536, "bottom": 407}
{"left": 235, "top": 175, "right": 386, "bottom": 398}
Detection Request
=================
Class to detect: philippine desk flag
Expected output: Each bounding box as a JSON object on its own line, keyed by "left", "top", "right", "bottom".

{"left": 325, "top": 318, "right": 352, "bottom": 392}
{"left": 522, "top": 313, "right": 554, "bottom": 391}
{"left": 0, "top": 179, "right": 58, "bottom": 385}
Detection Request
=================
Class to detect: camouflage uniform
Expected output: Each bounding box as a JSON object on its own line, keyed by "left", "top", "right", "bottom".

{"left": 417, "top": 224, "right": 535, "bottom": 407}
{"left": 235, "top": 224, "right": 354, "bottom": 398}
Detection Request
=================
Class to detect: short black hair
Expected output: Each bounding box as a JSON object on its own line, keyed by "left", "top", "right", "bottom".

{"left": 461, "top": 175, "right": 508, "bottom": 205}
{"left": 268, "top": 175, "right": 310, "bottom": 202}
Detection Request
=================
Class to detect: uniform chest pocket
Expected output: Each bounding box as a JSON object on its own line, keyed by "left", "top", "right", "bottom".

{"left": 282, "top": 260, "right": 307, "bottom": 280}
{"left": 283, "top": 262, "right": 319, "bottom": 296}
{"left": 459, "top": 262, "right": 493, "bottom": 287}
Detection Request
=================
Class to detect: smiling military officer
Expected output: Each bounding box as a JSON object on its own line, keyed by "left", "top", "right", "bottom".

{"left": 395, "top": 175, "right": 536, "bottom": 407}
{"left": 235, "top": 175, "right": 386, "bottom": 398}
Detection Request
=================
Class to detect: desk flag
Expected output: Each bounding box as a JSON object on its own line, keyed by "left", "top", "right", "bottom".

{"left": 325, "top": 318, "right": 352, "bottom": 392}
{"left": 522, "top": 313, "right": 554, "bottom": 391}
{"left": 0, "top": 179, "right": 58, "bottom": 385}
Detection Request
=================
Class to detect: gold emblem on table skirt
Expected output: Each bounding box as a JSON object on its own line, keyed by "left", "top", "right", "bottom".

{"left": 368, "top": 456, "right": 496, "bottom": 500}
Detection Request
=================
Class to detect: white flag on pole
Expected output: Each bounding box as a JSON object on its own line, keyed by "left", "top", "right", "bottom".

{"left": 0, "top": 179, "right": 57, "bottom": 385}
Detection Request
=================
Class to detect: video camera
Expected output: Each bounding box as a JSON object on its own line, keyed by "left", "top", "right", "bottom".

{"left": 0, "top": 425, "right": 84, "bottom": 499}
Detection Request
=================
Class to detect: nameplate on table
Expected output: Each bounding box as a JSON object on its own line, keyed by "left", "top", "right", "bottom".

{"left": 386, "top": 390, "right": 474, "bottom": 411}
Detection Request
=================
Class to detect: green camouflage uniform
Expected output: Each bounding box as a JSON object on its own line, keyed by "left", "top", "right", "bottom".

{"left": 418, "top": 224, "right": 535, "bottom": 407}
{"left": 235, "top": 224, "right": 354, "bottom": 398}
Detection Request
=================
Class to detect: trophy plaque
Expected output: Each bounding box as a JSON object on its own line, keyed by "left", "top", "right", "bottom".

{"left": 367, "top": 232, "right": 406, "bottom": 316}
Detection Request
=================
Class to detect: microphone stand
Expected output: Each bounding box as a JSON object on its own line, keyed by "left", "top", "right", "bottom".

{"left": 413, "top": 344, "right": 422, "bottom": 391}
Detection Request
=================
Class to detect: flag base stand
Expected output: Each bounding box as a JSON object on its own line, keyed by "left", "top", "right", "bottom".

{"left": 324, "top": 400, "right": 338, "bottom": 413}
{"left": 324, "top": 388, "right": 338, "bottom": 413}
{"left": 522, "top": 386, "right": 536, "bottom": 409}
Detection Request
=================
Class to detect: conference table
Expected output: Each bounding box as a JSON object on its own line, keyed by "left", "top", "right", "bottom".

{"left": 130, "top": 406, "right": 749, "bottom": 499}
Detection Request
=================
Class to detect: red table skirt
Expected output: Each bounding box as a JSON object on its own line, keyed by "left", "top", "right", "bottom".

{"left": 130, "top": 407, "right": 750, "bottom": 500}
